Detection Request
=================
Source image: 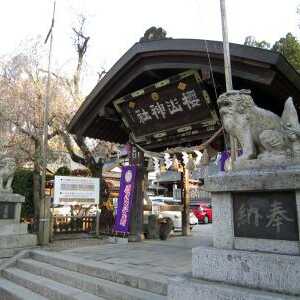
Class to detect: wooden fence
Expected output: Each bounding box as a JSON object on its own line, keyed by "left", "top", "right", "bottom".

{"left": 53, "top": 216, "right": 96, "bottom": 234}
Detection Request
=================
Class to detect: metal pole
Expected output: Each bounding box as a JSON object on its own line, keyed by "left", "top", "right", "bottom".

{"left": 39, "top": 1, "right": 56, "bottom": 245}
{"left": 220, "top": 0, "right": 233, "bottom": 91}
{"left": 220, "top": 0, "right": 236, "bottom": 163}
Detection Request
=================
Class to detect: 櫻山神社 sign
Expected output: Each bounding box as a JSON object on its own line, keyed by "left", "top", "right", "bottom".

{"left": 113, "top": 70, "right": 219, "bottom": 143}
{"left": 53, "top": 176, "right": 100, "bottom": 205}
{"left": 114, "top": 166, "right": 137, "bottom": 233}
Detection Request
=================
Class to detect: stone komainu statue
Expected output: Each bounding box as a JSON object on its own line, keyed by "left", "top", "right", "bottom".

{"left": 0, "top": 156, "right": 16, "bottom": 192}
{"left": 217, "top": 90, "right": 300, "bottom": 162}
{"left": 139, "top": 26, "right": 169, "bottom": 42}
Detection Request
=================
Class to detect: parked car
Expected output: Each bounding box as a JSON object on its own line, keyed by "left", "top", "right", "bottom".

{"left": 145, "top": 197, "right": 198, "bottom": 231}
{"left": 149, "top": 196, "right": 181, "bottom": 205}
{"left": 192, "top": 203, "right": 212, "bottom": 224}
{"left": 158, "top": 210, "right": 198, "bottom": 231}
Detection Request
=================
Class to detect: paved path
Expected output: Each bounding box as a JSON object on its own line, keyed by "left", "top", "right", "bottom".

{"left": 62, "top": 224, "right": 212, "bottom": 278}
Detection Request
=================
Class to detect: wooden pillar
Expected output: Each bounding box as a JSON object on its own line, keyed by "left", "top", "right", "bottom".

{"left": 129, "top": 145, "right": 145, "bottom": 242}
{"left": 181, "top": 166, "right": 191, "bottom": 236}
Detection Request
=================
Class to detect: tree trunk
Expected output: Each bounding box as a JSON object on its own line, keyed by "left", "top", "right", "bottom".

{"left": 88, "top": 161, "right": 108, "bottom": 204}
{"left": 89, "top": 162, "right": 102, "bottom": 178}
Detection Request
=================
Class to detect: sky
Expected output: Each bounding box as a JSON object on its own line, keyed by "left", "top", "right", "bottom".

{"left": 0, "top": 0, "right": 299, "bottom": 94}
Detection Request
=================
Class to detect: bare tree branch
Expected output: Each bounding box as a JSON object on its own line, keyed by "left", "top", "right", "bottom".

{"left": 48, "top": 129, "right": 59, "bottom": 140}
{"left": 0, "top": 111, "right": 39, "bottom": 143}
{"left": 72, "top": 15, "right": 90, "bottom": 99}
{"left": 59, "top": 130, "right": 86, "bottom": 166}
{"left": 97, "top": 68, "right": 106, "bottom": 82}
{"left": 18, "top": 144, "right": 35, "bottom": 162}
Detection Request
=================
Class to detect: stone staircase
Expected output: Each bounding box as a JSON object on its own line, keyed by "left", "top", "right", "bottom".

{"left": 0, "top": 249, "right": 168, "bottom": 300}
{"left": 0, "top": 223, "right": 37, "bottom": 258}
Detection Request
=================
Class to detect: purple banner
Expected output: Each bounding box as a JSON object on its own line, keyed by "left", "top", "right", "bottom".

{"left": 114, "top": 165, "right": 137, "bottom": 233}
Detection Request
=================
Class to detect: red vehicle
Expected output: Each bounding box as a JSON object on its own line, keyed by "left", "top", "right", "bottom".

{"left": 192, "top": 203, "right": 212, "bottom": 224}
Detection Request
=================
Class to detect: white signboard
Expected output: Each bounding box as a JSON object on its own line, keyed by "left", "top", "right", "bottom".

{"left": 54, "top": 176, "right": 100, "bottom": 205}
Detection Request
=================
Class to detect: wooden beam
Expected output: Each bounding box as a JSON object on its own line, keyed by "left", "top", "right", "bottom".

{"left": 129, "top": 145, "right": 145, "bottom": 242}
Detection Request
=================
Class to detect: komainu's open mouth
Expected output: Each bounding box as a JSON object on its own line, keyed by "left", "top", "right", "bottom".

{"left": 217, "top": 98, "right": 231, "bottom": 108}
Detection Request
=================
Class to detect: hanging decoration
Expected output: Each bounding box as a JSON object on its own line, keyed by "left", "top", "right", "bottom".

{"left": 181, "top": 152, "right": 189, "bottom": 166}
{"left": 200, "top": 149, "right": 210, "bottom": 166}
{"left": 185, "top": 154, "right": 196, "bottom": 171}
{"left": 215, "top": 153, "right": 222, "bottom": 166}
{"left": 153, "top": 157, "right": 160, "bottom": 174}
{"left": 169, "top": 155, "right": 180, "bottom": 171}
{"left": 129, "top": 127, "right": 230, "bottom": 177}
{"left": 194, "top": 150, "right": 203, "bottom": 167}
{"left": 159, "top": 158, "right": 167, "bottom": 173}
{"left": 164, "top": 153, "right": 172, "bottom": 170}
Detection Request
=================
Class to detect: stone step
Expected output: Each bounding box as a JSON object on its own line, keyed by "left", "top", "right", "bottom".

{"left": 30, "top": 249, "right": 168, "bottom": 296}
{"left": 0, "top": 245, "right": 36, "bottom": 259}
{"left": 0, "top": 234, "right": 37, "bottom": 249}
{"left": 0, "top": 224, "right": 28, "bottom": 236}
{"left": 0, "top": 277, "right": 48, "bottom": 300}
{"left": 17, "top": 258, "right": 166, "bottom": 300}
{"left": 2, "top": 267, "right": 104, "bottom": 300}
{"left": 168, "top": 276, "right": 300, "bottom": 300}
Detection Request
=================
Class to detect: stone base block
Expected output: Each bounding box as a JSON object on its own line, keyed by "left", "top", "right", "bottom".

{"left": 0, "top": 234, "right": 37, "bottom": 253}
{"left": 0, "top": 192, "right": 25, "bottom": 225}
{"left": 0, "top": 224, "right": 28, "bottom": 236}
{"left": 192, "top": 246, "right": 300, "bottom": 296}
{"left": 168, "top": 276, "right": 299, "bottom": 300}
{"left": 234, "top": 237, "right": 300, "bottom": 255}
{"left": 0, "top": 192, "right": 24, "bottom": 203}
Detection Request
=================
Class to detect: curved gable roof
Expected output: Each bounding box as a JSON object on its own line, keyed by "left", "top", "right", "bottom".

{"left": 68, "top": 39, "right": 300, "bottom": 145}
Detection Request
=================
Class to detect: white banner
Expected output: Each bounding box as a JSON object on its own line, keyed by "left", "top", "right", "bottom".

{"left": 54, "top": 176, "right": 100, "bottom": 205}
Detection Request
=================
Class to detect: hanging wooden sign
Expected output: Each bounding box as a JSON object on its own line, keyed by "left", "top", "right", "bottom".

{"left": 113, "top": 70, "right": 220, "bottom": 144}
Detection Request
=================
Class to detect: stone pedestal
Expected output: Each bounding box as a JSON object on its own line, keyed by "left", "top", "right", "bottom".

{"left": 168, "top": 166, "right": 300, "bottom": 299}
{"left": 0, "top": 192, "right": 37, "bottom": 258}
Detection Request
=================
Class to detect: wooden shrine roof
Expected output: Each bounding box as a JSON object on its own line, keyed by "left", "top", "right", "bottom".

{"left": 68, "top": 38, "right": 300, "bottom": 149}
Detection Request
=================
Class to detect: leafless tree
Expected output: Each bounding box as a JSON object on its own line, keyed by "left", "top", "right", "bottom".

{"left": 0, "top": 41, "right": 62, "bottom": 218}
{"left": 55, "top": 15, "right": 121, "bottom": 203}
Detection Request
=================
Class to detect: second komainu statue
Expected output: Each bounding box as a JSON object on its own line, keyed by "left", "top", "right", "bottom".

{"left": 0, "top": 155, "right": 16, "bottom": 193}
{"left": 217, "top": 90, "right": 300, "bottom": 165}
